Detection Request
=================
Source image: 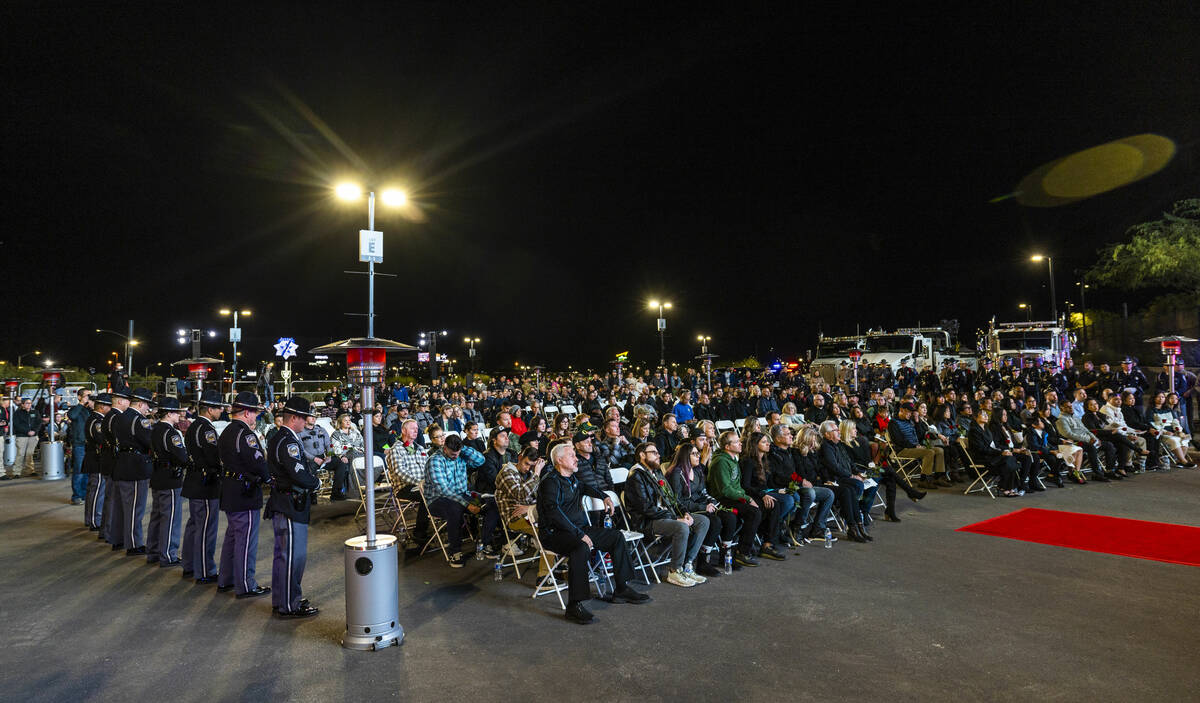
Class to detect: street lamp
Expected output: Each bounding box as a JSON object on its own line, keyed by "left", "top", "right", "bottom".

{"left": 95, "top": 322, "right": 135, "bottom": 371}
{"left": 335, "top": 182, "right": 409, "bottom": 339}
{"left": 418, "top": 330, "right": 447, "bottom": 381}
{"left": 1018, "top": 303, "right": 1032, "bottom": 321}
{"left": 17, "top": 350, "right": 40, "bottom": 369}
{"left": 648, "top": 300, "right": 672, "bottom": 369}
{"left": 218, "top": 309, "right": 252, "bottom": 383}
{"left": 1076, "top": 282, "right": 1090, "bottom": 349}
{"left": 1030, "top": 255, "right": 1057, "bottom": 323}
{"left": 696, "top": 335, "right": 718, "bottom": 392}
{"left": 464, "top": 337, "right": 480, "bottom": 375}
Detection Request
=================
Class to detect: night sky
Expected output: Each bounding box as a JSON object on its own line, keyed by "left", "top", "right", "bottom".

{"left": 5, "top": 4, "right": 1199, "bottom": 374}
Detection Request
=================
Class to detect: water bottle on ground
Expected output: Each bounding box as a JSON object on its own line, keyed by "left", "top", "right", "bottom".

{"left": 493, "top": 562, "right": 503, "bottom": 581}
{"left": 724, "top": 549, "right": 733, "bottom": 575}
{"left": 475, "top": 541, "right": 485, "bottom": 561}
{"left": 824, "top": 528, "right": 833, "bottom": 549}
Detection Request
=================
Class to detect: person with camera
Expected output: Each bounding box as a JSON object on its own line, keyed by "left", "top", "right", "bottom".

{"left": 183, "top": 389, "right": 226, "bottom": 583}
{"left": 217, "top": 391, "right": 272, "bottom": 599}
{"left": 265, "top": 397, "right": 320, "bottom": 619}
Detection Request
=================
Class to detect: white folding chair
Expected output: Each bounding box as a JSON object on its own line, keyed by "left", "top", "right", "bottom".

{"left": 881, "top": 437, "right": 923, "bottom": 484}
{"left": 527, "top": 507, "right": 568, "bottom": 609}
{"left": 416, "top": 484, "right": 454, "bottom": 563}
{"left": 351, "top": 455, "right": 389, "bottom": 525}
{"left": 544, "top": 405, "right": 559, "bottom": 418}
{"left": 715, "top": 420, "right": 735, "bottom": 433}
{"left": 560, "top": 404, "right": 578, "bottom": 418}
{"left": 590, "top": 492, "right": 662, "bottom": 585}
{"left": 497, "top": 514, "right": 540, "bottom": 579}
{"left": 608, "top": 466, "right": 629, "bottom": 489}
{"left": 734, "top": 418, "right": 746, "bottom": 429}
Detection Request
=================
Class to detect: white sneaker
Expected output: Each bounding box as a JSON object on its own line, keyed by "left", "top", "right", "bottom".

{"left": 683, "top": 564, "right": 706, "bottom": 584}
{"left": 502, "top": 542, "right": 525, "bottom": 557}
{"left": 666, "top": 569, "right": 695, "bottom": 587}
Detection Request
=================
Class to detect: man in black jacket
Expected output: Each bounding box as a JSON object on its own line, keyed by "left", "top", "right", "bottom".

{"left": 265, "top": 397, "right": 320, "bottom": 619}
{"left": 653, "top": 414, "right": 679, "bottom": 459}
{"left": 183, "top": 389, "right": 226, "bottom": 583}
{"left": 624, "top": 443, "right": 710, "bottom": 587}
{"left": 536, "top": 443, "right": 649, "bottom": 625}
{"left": 966, "top": 410, "right": 1019, "bottom": 495}
{"left": 148, "top": 397, "right": 189, "bottom": 566}
{"left": 475, "top": 428, "right": 511, "bottom": 493}
{"left": 573, "top": 432, "right": 613, "bottom": 516}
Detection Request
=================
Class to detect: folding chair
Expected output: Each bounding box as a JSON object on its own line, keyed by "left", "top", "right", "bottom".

{"left": 608, "top": 466, "right": 629, "bottom": 489}
{"left": 497, "top": 515, "right": 540, "bottom": 579}
{"left": 957, "top": 438, "right": 997, "bottom": 499}
{"left": 595, "top": 492, "right": 663, "bottom": 585}
{"left": 544, "top": 405, "right": 559, "bottom": 418}
{"left": 380, "top": 460, "right": 421, "bottom": 539}
{"left": 416, "top": 483, "right": 453, "bottom": 562}
{"left": 734, "top": 418, "right": 746, "bottom": 430}
{"left": 526, "top": 507, "right": 568, "bottom": 610}
{"left": 351, "top": 455, "right": 390, "bottom": 526}
{"left": 715, "top": 420, "right": 735, "bottom": 433}
{"left": 559, "top": 404, "right": 578, "bottom": 419}
{"left": 880, "top": 437, "right": 923, "bottom": 484}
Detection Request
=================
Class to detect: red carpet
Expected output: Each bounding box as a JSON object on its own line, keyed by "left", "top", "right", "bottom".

{"left": 957, "top": 508, "right": 1200, "bottom": 567}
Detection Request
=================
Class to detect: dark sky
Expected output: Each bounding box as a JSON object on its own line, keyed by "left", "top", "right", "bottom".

{"left": 5, "top": 3, "right": 1199, "bottom": 374}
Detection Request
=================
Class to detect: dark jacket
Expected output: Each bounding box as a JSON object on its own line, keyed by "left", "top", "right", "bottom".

{"left": 575, "top": 450, "right": 614, "bottom": 496}
{"left": 67, "top": 404, "right": 89, "bottom": 445}
{"left": 766, "top": 444, "right": 799, "bottom": 490}
{"left": 264, "top": 426, "right": 320, "bottom": 524}
{"left": 654, "top": 431, "right": 679, "bottom": 462}
{"left": 791, "top": 449, "right": 822, "bottom": 484}
{"left": 183, "top": 416, "right": 221, "bottom": 500}
{"left": 82, "top": 410, "right": 106, "bottom": 475}
{"left": 536, "top": 470, "right": 605, "bottom": 539}
{"left": 218, "top": 419, "right": 272, "bottom": 512}
{"left": 889, "top": 418, "right": 920, "bottom": 450}
{"left": 624, "top": 464, "right": 676, "bottom": 530}
{"left": 967, "top": 422, "right": 1002, "bottom": 464}
{"left": 113, "top": 407, "right": 153, "bottom": 481}
{"left": 476, "top": 448, "right": 506, "bottom": 493}
{"left": 150, "top": 420, "right": 189, "bottom": 490}
{"left": 13, "top": 407, "right": 41, "bottom": 436}
{"left": 819, "top": 441, "right": 856, "bottom": 482}
{"left": 737, "top": 455, "right": 769, "bottom": 500}
{"left": 668, "top": 464, "right": 715, "bottom": 513}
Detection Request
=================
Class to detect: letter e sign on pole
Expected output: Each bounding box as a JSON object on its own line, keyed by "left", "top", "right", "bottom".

{"left": 359, "top": 230, "right": 383, "bottom": 263}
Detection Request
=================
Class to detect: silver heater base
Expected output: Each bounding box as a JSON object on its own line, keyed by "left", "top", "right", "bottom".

{"left": 341, "top": 534, "right": 403, "bottom": 651}
{"left": 40, "top": 442, "right": 65, "bottom": 481}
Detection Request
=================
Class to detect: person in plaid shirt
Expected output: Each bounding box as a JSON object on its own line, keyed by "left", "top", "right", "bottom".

{"left": 384, "top": 419, "right": 431, "bottom": 546}
{"left": 424, "top": 434, "right": 492, "bottom": 567}
{"left": 495, "top": 446, "right": 545, "bottom": 529}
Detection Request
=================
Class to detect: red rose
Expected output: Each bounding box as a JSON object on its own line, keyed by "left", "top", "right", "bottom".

{"left": 791, "top": 472, "right": 800, "bottom": 482}
{"left": 732, "top": 508, "right": 739, "bottom": 515}
{"left": 657, "top": 479, "right": 665, "bottom": 486}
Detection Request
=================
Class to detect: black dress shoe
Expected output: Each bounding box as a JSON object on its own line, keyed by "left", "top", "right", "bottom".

{"left": 277, "top": 604, "right": 319, "bottom": 619}
{"left": 1053, "top": 475, "right": 1065, "bottom": 488}
{"left": 908, "top": 489, "right": 927, "bottom": 501}
{"left": 196, "top": 576, "right": 218, "bottom": 585}
{"left": 216, "top": 584, "right": 234, "bottom": 592}
{"left": 884, "top": 512, "right": 901, "bottom": 522}
{"left": 236, "top": 586, "right": 271, "bottom": 599}
{"left": 88, "top": 526, "right": 100, "bottom": 532}
{"left": 159, "top": 559, "right": 182, "bottom": 568}
{"left": 612, "top": 586, "right": 650, "bottom": 604}
{"left": 847, "top": 525, "right": 869, "bottom": 543}
{"left": 564, "top": 602, "right": 595, "bottom": 624}
{"left": 126, "top": 546, "right": 147, "bottom": 556}
{"left": 273, "top": 599, "right": 311, "bottom": 613}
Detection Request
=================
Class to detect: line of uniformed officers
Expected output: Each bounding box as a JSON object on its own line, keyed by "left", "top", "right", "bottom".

{"left": 79, "top": 388, "right": 320, "bottom": 619}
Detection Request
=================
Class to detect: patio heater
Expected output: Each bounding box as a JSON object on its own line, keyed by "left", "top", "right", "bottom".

{"left": 1144, "top": 336, "right": 1197, "bottom": 395}
{"left": 4, "top": 379, "right": 19, "bottom": 466}
{"left": 39, "top": 368, "right": 68, "bottom": 480}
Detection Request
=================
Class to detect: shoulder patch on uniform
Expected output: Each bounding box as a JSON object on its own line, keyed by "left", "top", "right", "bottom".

{"left": 205, "top": 430, "right": 217, "bottom": 443}
{"left": 171, "top": 434, "right": 184, "bottom": 448}
{"left": 287, "top": 443, "right": 300, "bottom": 458}
{"left": 246, "top": 435, "right": 259, "bottom": 448}
{"left": 141, "top": 418, "right": 153, "bottom": 428}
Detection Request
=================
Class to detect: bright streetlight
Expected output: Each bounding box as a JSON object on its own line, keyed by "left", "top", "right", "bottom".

{"left": 1030, "top": 254, "right": 1057, "bottom": 323}
{"left": 95, "top": 327, "right": 137, "bottom": 371}
{"left": 1076, "top": 281, "right": 1090, "bottom": 348}
{"left": 418, "top": 330, "right": 448, "bottom": 381}
{"left": 648, "top": 300, "right": 672, "bottom": 369}
{"left": 334, "top": 182, "right": 409, "bottom": 338}
{"left": 218, "top": 308, "right": 251, "bottom": 382}
{"left": 1018, "top": 302, "right": 1032, "bottom": 321}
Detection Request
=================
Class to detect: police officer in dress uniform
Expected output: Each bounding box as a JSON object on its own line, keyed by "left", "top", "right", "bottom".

{"left": 113, "top": 388, "right": 155, "bottom": 556}
{"left": 216, "top": 391, "right": 272, "bottom": 599}
{"left": 148, "top": 397, "right": 189, "bottom": 567}
{"left": 1114, "top": 358, "right": 1148, "bottom": 404}
{"left": 101, "top": 388, "right": 130, "bottom": 547}
{"left": 978, "top": 359, "right": 1003, "bottom": 395}
{"left": 265, "top": 397, "right": 320, "bottom": 619}
{"left": 83, "top": 393, "right": 112, "bottom": 531}
{"left": 183, "top": 389, "right": 227, "bottom": 583}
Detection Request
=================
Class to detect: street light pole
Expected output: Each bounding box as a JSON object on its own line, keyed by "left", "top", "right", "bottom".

{"left": 649, "top": 300, "right": 672, "bottom": 370}
{"left": 1032, "top": 255, "right": 1057, "bottom": 322}
{"left": 419, "top": 330, "right": 447, "bottom": 382}
{"left": 1077, "top": 282, "right": 1089, "bottom": 349}
{"left": 465, "top": 337, "right": 480, "bottom": 376}
{"left": 17, "top": 350, "right": 41, "bottom": 369}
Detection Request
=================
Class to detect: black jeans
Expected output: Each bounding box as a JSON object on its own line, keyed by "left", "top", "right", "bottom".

{"left": 331, "top": 457, "right": 350, "bottom": 498}
{"left": 430, "top": 498, "right": 498, "bottom": 554}
{"left": 700, "top": 509, "right": 738, "bottom": 547}
{"left": 719, "top": 500, "right": 762, "bottom": 554}
{"left": 540, "top": 525, "right": 635, "bottom": 603}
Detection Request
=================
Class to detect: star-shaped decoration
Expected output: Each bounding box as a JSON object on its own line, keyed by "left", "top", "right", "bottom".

{"left": 274, "top": 337, "right": 298, "bottom": 360}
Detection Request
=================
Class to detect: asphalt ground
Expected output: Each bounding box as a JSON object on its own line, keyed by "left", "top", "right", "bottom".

{"left": 2, "top": 468, "right": 1199, "bottom": 702}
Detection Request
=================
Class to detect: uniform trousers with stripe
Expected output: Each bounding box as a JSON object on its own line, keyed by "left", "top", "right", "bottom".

{"left": 218, "top": 510, "right": 260, "bottom": 595}
{"left": 271, "top": 515, "right": 308, "bottom": 613}
{"left": 182, "top": 498, "right": 220, "bottom": 577}
{"left": 118, "top": 479, "right": 149, "bottom": 549}
{"left": 146, "top": 488, "right": 182, "bottom": 562}
{"left": 103, "top": 475, "right": 122, "bottom": 544}
{"left": 84, "top": 474, "right": 107, "bottom": 529}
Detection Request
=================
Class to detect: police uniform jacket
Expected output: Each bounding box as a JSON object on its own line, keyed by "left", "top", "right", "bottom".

{"left": 218, "top": 419, "right": 271, "bottom": 512}
{"left": 99, "top": 407, "right": 121, "bottom": 476}
{"left": 183, "top": 416, "right": 221, "bottom": 500}
{"left": 82, "top": 410, "right": 106, "bottom": 474}
{"left": 264, "top": 426, "right": 320, "bottom": 524}
{"left": 113, "top": 406, "right": 153, "bottom": 481}
{"left": 150, "top": 420, "right": 189, "bottom": 490}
